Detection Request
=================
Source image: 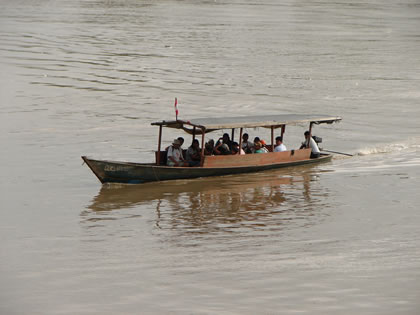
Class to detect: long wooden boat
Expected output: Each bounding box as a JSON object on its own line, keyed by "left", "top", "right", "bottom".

{"left": 82, "top": 114, "right": 341, "bottom": 184}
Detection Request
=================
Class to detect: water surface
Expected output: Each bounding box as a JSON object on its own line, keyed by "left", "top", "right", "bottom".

{"left": 1, "top": 0, "right": 420, "bottom": 314}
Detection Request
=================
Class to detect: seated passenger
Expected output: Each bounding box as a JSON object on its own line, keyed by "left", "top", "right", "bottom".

{"left": 274, "top": 136, "right": 287, "bottom": 152}
{"left": 186, "top": 139, "right": 201, "bottom": 167}
{"left": 241, "top": 133, "right": 253, "bottom": 153}
{"left": 252, "top": 137, "right": 261, "bottom": 153}
{"left": 300, "top": 131, "right": 320, "bottom": 158}
{"left": 167, "top": 139, "right": 188, "bottom": 166}
{"left": 216, "top": 133, "right": 233, "bottom": 151}
{"left": 204, "top": 139, "right": 215, "bottom": 155}
{"left": 254, "top": 141, "right": 267, "bottom": 153}
{"left": 231, "top": 142, "right": 245, "bottom": 155}
{"left": 214, "top": 140, "right": 231, "bottom": 155}
{"left": 165, "top": 136, "right": 184, "bottom": 151}
{"left": 260, "top": 139, "right": 269, "bottom": 153}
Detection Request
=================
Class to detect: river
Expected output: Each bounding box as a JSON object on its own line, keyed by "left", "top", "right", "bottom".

{"left": 1, "top": 0, "right": 420, "bottom": 314}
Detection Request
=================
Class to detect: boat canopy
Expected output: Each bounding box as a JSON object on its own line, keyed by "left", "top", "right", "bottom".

{"left": 151, "top": 114, "right": 341, "bottom": 133}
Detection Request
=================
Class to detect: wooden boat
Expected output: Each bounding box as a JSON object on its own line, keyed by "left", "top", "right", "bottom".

{"left": 82, "top": 114, "right": 341, "bottom": 184}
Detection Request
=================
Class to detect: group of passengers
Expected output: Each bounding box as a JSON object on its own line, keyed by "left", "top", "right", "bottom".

{"left": 167, "top": 131, "right": 319, "bottom": 167}
{"left": 167, "top": 136, "right": 205, "bottom": 167}
{"left": 242, "top": 133, "right": 287, "bottom": 154}
{"left": 203, "top": 133, "right": 245, "bottom": 156}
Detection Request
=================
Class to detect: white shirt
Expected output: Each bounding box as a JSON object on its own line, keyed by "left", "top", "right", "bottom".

{"left": 308, "top": 137, "right": 320, "bottom": 154}
{"left": 274, "top": 143, "right": 287, "bottom": 152}
{"left": 242, "top": 141, "right": 253, "bottom": 151}
{"left": 167, "top": 146, "right": 184, "bottom": 164}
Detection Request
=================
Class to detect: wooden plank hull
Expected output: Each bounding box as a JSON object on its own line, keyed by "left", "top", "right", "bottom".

{"left": 82, "top": 150, "right": 332, "bottom": 184}
{"left": 203, "top": 148, "right": 312, "bottom": 167}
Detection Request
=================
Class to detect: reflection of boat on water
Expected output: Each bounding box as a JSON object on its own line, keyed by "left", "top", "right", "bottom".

{"left": 86, "top": 164, "right": 329, "bottom": 209}
{"left": 87, "top": 172, "right": 293, "bottom": 212}
{"left": 82, "top": 114, "right": 341, "bottom": 184}
{"left": 83, "top": 167, "right": 331, "bottom": 232}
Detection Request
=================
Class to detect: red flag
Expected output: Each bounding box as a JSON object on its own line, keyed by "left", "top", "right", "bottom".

{"left": 174, "top": 97, "right": 179, "bottom": 120}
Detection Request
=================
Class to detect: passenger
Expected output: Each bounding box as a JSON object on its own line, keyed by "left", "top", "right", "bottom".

{"left": 241, "top": 133, "right": 253, "bottom": 153}
{"left": 167, "top": 139, "right": 188, "bottom": 166}
{"left": 231, "top": 142, "right": 245, "bottom": 155}
{"left": 214, "top": 140, "right": 231, "bottom": 155}
{"left": 274, "top": 136, "right": 287, "bottom": 152}
{"left": 178, "top": 137, "right": 184, "bottom": 147}
{"left": 252, "top": 137, "right": 261, "bottom": 153}
{"left": 254, "top": 141, "right": 267, "bottom": 153}
{"left": 216, "top": 133, "right": 233, "bottom": 151}
{"left": 300, "top": 131, "right": 320, "bottom": 158}
{"left": 214, "top": 142, "right": 231, "bottom": 155}
{"left": 165, "top": 136, "right": 184, "bottom": 151}
{"left": 204, "top": 139, "right": 215, "bottom": 155}
{"left": 260, "top": 139, "right": 269, "bottom": 153}
{"left": 186, "top": 139, "right": 201, "bottom": 167}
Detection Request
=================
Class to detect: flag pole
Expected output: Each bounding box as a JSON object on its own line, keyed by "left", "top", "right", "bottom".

{"left": 174, "top": 97, "right": 178, "bottom": 121}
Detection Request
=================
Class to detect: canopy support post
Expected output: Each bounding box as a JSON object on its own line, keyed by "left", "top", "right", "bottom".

{"left": 231, "top": 128, "right": 235, "bottom": 142}
{"left": 271, "top": 126, "right": 274, "bottom": 152}
{"left": 156, "top": 125, "right": 162, "bottom": 165}
{"left": 200, "top": 128, "right": 206, "bottom": 166}
{"left": 307, "top": 122, "right": 314, "bottom": 147}
{"left": 192, "top": 126, "right": 196, "bottom": 141}
{"left": 239, "top": 128, "right": 243, "bottom": 154}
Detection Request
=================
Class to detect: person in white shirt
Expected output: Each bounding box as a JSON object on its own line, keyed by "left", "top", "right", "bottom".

{"left": 165, "top": 136, "right": 184, "bottom": 151}
{"left": 274, "top": 136, "right": 287, "bottom": 152}
{"left": 300, "top": 131, "right": 320, "bottom": 158}
{"left": 241, "top": 133, "right": 253, "bottom": 153}
{"left": 167, "top": 139, "right": 187, "bottom": 166}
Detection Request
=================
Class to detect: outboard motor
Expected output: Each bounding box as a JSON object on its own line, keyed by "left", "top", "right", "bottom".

{"left": 312, "top": 135, "right": 322, "bottom": 144}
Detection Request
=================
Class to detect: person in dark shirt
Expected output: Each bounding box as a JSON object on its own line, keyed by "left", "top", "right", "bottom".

{"left": 186, "top": 139, "right": 201, "bottom": 166}
{"left": 204, "top": 139, "right": 215, "bottom": 155}
{"left": 215, "top": 133, "right": 232, "bottom": 155}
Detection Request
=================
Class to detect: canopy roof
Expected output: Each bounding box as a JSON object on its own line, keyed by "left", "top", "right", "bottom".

{"left": 152, "top": 114, "right": 341, "bottom": 132}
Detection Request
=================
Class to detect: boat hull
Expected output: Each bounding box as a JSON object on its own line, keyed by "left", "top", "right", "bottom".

{"left": 82, "top": 152, "right": 332, "bottom": 184}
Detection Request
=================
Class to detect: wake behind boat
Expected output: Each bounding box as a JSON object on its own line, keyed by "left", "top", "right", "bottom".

{"left": 82, "top": 114, "right": 342, "bottom": 184}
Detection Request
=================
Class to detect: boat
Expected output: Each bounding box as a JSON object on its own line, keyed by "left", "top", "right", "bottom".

{"left": 82, "top": 114, "right": 341, "bottom": 184}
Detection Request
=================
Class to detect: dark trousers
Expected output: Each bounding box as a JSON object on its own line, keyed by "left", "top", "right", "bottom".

{"left": 310, "top": 152, "right": 320, "bottom": 159}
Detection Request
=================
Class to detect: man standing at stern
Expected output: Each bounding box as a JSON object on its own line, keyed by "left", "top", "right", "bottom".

{"left": 300, "top": 131, "right": 320, "bottom": 158}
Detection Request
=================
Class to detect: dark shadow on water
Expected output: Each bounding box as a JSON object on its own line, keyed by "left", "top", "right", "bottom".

{"left": 81, "top": 165, "right": 334, "bottom": 233}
